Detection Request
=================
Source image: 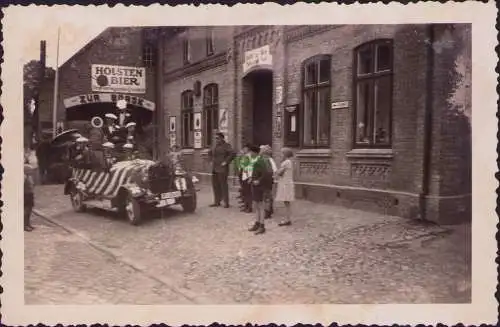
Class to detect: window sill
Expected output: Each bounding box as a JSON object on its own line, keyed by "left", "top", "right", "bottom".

{"left": 346, "top": 148, "right": 394, "bottom": 160}
{"left": 295, "top": 148, "right": 332, "bottom": 158}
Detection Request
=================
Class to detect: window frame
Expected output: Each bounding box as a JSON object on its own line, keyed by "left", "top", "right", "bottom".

{"left": 202, "top": 83, "right": 219, "bottom": 148}
{"left": 206, "top": 29, "right": 215, "bottom": 57}
{"left": 300, "top": 54, "right": 332, "bottom": 149}
{"left": 352, "top": 39, "right": 394, "bottom": 149}
{"left": 143, "top": 45, "right": 155, "bottom": 67}
{"left": 182, "top": 38, "right": 191, "bottom": 65}
{"left": 180, "top": 90, "right": 194, "bottom": 149}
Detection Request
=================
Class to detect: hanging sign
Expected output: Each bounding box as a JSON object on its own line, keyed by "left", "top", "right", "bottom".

{"left": 169, "top": 133, "right": 177, "bottom": 148}
{"left": 275, "top": 86, "right": 283, "bottom": 105}
{"left": 218, "top": 109, "right": 229, "bottom": 139}
{"left": 63, "top": 93, "right": 155, "bottom": 111}
{"left": 91, "top": 64, "right": 146, "bottom": 94}
{"left": 169, "top": 116, "right": 177, "bottom": 132}
{"left": 243, "top": 45, "right": 272, "bottom": 74}
{"left": 193, "top": 113, "right": 203, "bottom": 149}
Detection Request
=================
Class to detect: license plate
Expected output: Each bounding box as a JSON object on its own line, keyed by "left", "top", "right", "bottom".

{"left": 156, "top": 200, "right": 167, "bottom": 207}
{"left": 156, "top": 198, "right": 176, "bottom": 207}
{"left": 161, "top": 191, "right": 181, "bottom": 200}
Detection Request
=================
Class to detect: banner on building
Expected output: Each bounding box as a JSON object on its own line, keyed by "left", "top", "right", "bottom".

{"left": 91, "top": 64, "right": 146, "bottom": 94}
{"left": 63, "top": 93, "right": 155, "bottom": 111}
{"left": 243, "top": 45, "right": 272, "bottom": 74}
{"left": 193, "top": 112, "right": 203, "bottom": 149}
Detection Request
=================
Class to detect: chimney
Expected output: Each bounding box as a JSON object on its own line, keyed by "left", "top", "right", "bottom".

{"left": 40, "top": 40, "right": 46, "bottom": 77}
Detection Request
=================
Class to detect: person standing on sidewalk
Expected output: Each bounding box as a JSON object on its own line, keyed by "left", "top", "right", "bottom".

{"left": 248, "top": 145, "right": 274, "bottom": 235}
{"left": 274, "top": 147, "right": 295, "bottom": 226}
{"left": 24, "top": 153, "right": 36, "bottom": 232}
{"left": 260, "top": 145, "right": 277, "bottom": 219}
{"left": 234, "top": 144, "right": 252, "bottom": 211}
{"left": 208, "top": 132, "right": 236, "bottom": 208}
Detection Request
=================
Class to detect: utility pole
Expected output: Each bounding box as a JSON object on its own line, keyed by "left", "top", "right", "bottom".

{"left": 52, "top": 28, "right": 60, "bottom": 138}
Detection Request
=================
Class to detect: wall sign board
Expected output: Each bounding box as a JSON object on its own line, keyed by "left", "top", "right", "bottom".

{"left": 91, "top": 64, "right": 146, "bottom": 94}
{"left": 331, "top": 101, "right": 349, "bottom": 110}
{"left": 243, "top": 45, "right": 272, "bottom": 74}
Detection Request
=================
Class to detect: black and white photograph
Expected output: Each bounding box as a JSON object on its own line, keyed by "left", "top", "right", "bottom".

{"left": 1, "top": 2, "right": 497, "bottom": 326}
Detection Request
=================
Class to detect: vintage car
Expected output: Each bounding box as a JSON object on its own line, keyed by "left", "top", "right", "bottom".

{"left": 64, "top": 158, "right": 199, "bottom": 225}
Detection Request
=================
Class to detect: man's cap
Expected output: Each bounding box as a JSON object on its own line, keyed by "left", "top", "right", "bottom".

{"left": 103, "top": 142, "right": 115, "bottom": 148}
{"left": 249, "top": 145, "right": 260, "bottom": 153}
{"left": 126, "top": 122, "right": 137, "bottom": 128}
{"left": 123, "top": 143, "right": 134, "bottom": 149}
{"left": 105, "top": 113, "right": 118, "bottom": 120}
{"left": 76, "top": 137, "right": 89, "bottom": 143}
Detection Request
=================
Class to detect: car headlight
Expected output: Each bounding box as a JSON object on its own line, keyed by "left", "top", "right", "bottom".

{"left": 192, "top": 176, "right": 199, "bottom": 184}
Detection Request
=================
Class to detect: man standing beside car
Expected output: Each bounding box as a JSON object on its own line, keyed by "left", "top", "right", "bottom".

{"left": 208, "top": 132, "right": 235, "bottom": 208}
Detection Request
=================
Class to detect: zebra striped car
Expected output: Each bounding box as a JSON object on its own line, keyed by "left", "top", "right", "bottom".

{"left": 64, "top": 159, "right": 199, "bottom": 225}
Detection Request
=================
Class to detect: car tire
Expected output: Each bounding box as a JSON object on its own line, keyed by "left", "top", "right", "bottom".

{"left": 70, "top": 188, "right": 86, "bottom": 212}
{"left": 123, "top": 193, "right": 142, "bottom": 225}
{"left": 181, "top": 192, "right": 197, "bottom": 213}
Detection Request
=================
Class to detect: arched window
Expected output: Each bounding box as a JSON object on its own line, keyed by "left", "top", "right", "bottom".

{"left": 353, "top": 39, "right": 393, "bottom": 148}
{"left": 302, "top": 55, "right": 331, "bottom": 147}
{"left": 181, "top": 90, "right": 194, "bottom": 148}
{"left": 203, "top": 84, "right": 219, "bottom": 147}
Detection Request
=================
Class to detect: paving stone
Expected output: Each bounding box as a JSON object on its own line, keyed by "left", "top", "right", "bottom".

{"left": 26, "top": 184, "right": 472, "bottom": 304}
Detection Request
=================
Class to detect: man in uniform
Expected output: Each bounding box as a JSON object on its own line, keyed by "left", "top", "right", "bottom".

{"left": 103, "top": 113, "right": 119, "bottom": 142}
{"left": 208, "top": 132, "right": 236, "bottom": 208}
{"left": 102, "top": 142, "right": 117, "bottom": 170}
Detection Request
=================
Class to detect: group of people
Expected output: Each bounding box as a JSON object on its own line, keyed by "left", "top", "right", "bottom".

{"left": 209, "top": 132, "right": 295, "bottom": 235}
{"left": 70, "top": 113, "right": 139, "bottom": 170}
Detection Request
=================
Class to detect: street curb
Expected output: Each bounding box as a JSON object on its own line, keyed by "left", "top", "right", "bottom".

{"left": 32, "top": 208, "right": 212, "bottom": 304}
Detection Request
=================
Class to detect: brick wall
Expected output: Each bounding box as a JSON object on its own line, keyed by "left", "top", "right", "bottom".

{"left": 162, "top": 27, "right": 236, "bottom": 174}
{"left": 285, "top": 25, "right": 428, "bottom": 196}
{"left": 56, "top": 27, "right": 157, "bottom": 121}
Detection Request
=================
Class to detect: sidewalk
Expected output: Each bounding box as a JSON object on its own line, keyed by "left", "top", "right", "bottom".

{"left": 30, "top": 183, "right": 471, "bottom": 304}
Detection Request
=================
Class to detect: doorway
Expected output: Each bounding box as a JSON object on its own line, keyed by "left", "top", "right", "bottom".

{"left": 242, "top": 70, "right": 273, "bottom": 147}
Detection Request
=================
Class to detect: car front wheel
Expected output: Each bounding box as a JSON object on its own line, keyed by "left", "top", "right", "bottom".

{"left": 123, "top": 194, "right": 142, "bottom": 225}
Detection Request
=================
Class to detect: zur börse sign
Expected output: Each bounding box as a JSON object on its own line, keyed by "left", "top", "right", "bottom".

{"left": 91, "top": 64, "right": 146, "bottom": 94}
{"left": 63, "top": 93, "right": 155, "bottom": 111}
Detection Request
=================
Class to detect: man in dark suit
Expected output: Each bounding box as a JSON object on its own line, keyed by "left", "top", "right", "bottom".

{"left": 209, "top": 132, "right": 235, "bottom": 208}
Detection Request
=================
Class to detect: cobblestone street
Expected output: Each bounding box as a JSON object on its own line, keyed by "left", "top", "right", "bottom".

{"left": 25, "top": 184, "right": 471, "bottom": 305}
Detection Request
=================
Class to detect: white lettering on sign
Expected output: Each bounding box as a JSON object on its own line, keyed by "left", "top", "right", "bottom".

{"left": 91, "top": 64, "right": 146, "bottom": 94}
{"left": 63, "top": 93, "right": 155, "bottom": 111}
{"left": 243, "top": 45, "right": 272, "bottom": 74}
{"left": 331, "top": 101, "right": 349, "bottom": 110}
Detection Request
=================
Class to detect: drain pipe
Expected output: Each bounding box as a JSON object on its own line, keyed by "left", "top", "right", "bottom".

{"left": 419, "top": 24, "right": 435, "bottom": 221}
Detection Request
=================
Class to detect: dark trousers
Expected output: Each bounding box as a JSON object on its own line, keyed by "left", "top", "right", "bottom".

{"left": 212, "top": 171, "right": 229, "bottom": 205}
{"left": 24, "top": 193, "right": 34, "bottom": 227}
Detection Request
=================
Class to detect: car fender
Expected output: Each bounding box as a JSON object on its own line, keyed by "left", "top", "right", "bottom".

{"left": 118, "top": 183, "right": 145, "bottom": 200}
{"left": 64, "top": 177, "right": 86, "bottom": 195}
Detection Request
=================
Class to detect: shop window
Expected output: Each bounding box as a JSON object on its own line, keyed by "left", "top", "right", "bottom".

{"left": 301, "top": 55, "right": 331, "bottom": 148}
{"left": 181, "top": 90, "right": 194, "bottom": 148}
{"left": 182, "top": 38, "right": 191, "bottom": 65}
{"left": 203, "top": 83, "right": 219, "bottom": 147}
{"left": 206, "top": 29, "right": 215, "bottom": 56}
{"left": 143, "top": 45, "right": 155, "bottom": 67}
{"left": 353, "top": 39, "right": 393, "bottom": 148}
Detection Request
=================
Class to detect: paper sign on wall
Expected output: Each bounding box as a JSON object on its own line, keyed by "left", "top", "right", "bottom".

{"left": 276, "top": 86, "right": 283, "bottom": 105}
{"left": 193, "top": 112, "right": 203, "bottom": 149}
{"left": 290, "top": 115, "right": 297, "bottom": 132}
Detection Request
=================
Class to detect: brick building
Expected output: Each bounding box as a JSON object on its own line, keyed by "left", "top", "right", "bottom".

{"left": 161, "top": 24, "right": 471, "bottom": 224}
{"left": 38, "top": 24, "right": 471, "bottom": 224}
{"left": 37, "top": 27, "right": 172, "bottom": 156}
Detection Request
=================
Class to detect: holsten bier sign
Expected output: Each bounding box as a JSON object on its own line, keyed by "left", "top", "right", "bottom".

{"left": 91, "top": 64, "right": 146, "bottom": 94}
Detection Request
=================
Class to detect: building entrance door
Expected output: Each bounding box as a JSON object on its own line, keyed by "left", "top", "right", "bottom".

{"left": 243, "top": 70, "right": 273, "bottom": 147}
